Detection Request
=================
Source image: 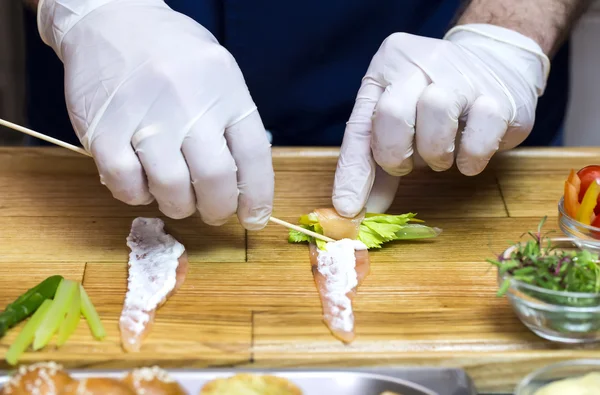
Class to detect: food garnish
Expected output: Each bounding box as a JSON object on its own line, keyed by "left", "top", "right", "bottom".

{"left": 289, "top": 210, "right": 441, "bottom": 250}
{"left": 2, "top": 276, "right": 106, "bottom": 365}
{"left": 489, "top": 217, "right": 600, "bottom": 299}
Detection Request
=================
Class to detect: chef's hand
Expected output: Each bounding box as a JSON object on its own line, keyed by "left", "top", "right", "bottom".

{"left": 37, "top": 0, "right": 274, "bottom": 229}
{"left": 332, "top": 24, "right": 550, "bottom": 217}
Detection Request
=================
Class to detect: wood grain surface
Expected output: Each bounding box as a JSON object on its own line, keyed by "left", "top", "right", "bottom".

{"left": 0, "top": 147, "right": 598, "bottom": 393}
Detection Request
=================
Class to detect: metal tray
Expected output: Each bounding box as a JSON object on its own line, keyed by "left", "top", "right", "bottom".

{"left": 0, "top": 367, "right": 477, "bottom": 395}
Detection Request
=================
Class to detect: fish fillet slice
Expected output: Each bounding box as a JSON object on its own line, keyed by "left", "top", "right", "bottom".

{"left": 309, "top": 242, "right": 370, "bottom": 343}
{"left": 314, "top": 208, "right": 365, "bottom": 240}
{"left": 119, "top": 217, "right": 188, "bottom": 353}
{"left": 308, "top": 208, "right": 370, "bottom": 343}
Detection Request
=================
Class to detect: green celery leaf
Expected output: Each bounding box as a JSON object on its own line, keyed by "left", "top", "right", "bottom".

{"left": 363, "top": 221, "right": 404, "bottom": 241}
{"left": 357, "top": 225, "right": 386, "bottom": 249}
{"left": 315, "top": 239, "right": 328, "bottom": 251}
{"left": 289, "top": 211, "right": 440, "bottom": 250}
{"left": 363, "top": 213, "right": 417, "bottom": 225}
{"left": 288, "top": 228, "right": 313, "bottom": 243}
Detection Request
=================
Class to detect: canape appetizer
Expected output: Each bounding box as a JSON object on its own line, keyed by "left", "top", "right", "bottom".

{"left": 289, "top": 208, "right": 441, "bottom": 343}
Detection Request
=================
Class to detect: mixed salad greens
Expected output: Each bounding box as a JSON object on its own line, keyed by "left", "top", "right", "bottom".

{"left": 288, "top": 211, "right": 441, "bottom": 250}
{"left": 489, "top": 217, "right": 600, "bottom": 300}
{"left": 0, "top": 276, "right": 105, "bottom": 365}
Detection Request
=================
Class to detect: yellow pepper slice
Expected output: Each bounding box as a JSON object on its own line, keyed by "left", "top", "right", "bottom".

{"left": 577, "top": 179, "right": 600, "bottom": 225}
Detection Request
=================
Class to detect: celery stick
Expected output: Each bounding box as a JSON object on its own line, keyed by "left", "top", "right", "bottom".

{"left": 0, "top": 275, "right": 63, "bottom": 338}
{"left": 33, "top": 279, "right": 77, "bottom": 350}
{"left": 5, "top": 299, "right": 52, "bottom": 365}
{"left": 56, "top": 285, "right": 81, "bottom": 346}
{"left": 393, "top": 224, "right": 443, "bottom": 239}
{"left": 79, "top": 284, "right": 105, "bottom": 340}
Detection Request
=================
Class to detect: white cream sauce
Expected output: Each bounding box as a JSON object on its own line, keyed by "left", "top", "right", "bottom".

{"left": 120, "top": 217, "right": 185, "bottom": 338}
{"left": 316, "top": 238, "right": 367, "bottom": 332}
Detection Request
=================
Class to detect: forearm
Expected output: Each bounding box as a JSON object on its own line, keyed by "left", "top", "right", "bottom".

{"left": 23, "top": 0, "right": 39, "bottom": 12}
{"left": 454, "top": 0, "right": 592, "bottom": 56}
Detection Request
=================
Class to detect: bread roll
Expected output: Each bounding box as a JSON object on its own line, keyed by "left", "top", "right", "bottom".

{"left": 60, "top": 378, "right": 135, "bottom": 395}
{"left": 122, "top": 367, "right": 186, "bottom": 395}
{"left": 1, "top": 362, "right": 74, "bottom": 395}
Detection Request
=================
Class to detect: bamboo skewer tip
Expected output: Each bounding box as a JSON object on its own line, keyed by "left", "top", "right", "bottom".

{"left": 268, "top": 217, "right": 335, "bottom": 243}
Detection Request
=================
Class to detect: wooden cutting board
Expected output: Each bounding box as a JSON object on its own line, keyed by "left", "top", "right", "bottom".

{"left": 0, "top": 146, "right": 599, "bottom": 393}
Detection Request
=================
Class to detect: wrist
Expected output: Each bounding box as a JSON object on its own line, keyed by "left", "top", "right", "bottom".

{"left": 37, "top": 0, "right": 121, "bottom": 59}
{"left": 37, "top": 0, "right": 167, "bottom": 60}
{"left": 444, "top": 23, "right": 551, "bottom": 96}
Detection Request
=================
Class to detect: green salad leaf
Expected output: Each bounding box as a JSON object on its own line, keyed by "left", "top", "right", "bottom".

{"left": 489, "top": 216, "right": 600, "bottom": 300}
{"left": 288, "top": 211, "right": 441, "bottom": 250}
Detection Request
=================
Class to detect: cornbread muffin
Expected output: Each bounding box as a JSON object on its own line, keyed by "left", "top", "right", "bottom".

{"left": 122, "top": 367, "right": 186, "bottom": 395}
{"left": 199, "top": 374, "right": 302, "bottom": 395}
{"left": 1, "top": 362, "right": 74, "bottom": 395}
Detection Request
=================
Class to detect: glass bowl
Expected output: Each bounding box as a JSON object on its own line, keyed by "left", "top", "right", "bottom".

{"left": 498, "top": 238, "right": 600, "bottom": 343}
{"left": 558, "top": 196, "right": 600, "bottom": 254}
{"left": 515, "top": 359, "right": 600, "bottom": 394}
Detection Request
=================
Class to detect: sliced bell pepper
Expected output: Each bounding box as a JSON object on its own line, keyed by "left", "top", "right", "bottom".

{"left": 592, "top": 214, "right": 600, "bottom": 239}
{"left": 576, "top": 179, "right": 600, "bottom": 225}
{"left": 564, "top": 181, "right": 580, "bottom": 218}
{"left": 567, "top": 169, "right": 581, "bottom": 195}
{"left": 577, "top": 165, "right": 600, "bottom": 202}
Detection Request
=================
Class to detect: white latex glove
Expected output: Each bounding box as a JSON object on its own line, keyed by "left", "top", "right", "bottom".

{"left": 37, "top": 0, "right": 274, "bottom": 229}
{"left": 332, "top": 24, "right": 550, "bottom": 217}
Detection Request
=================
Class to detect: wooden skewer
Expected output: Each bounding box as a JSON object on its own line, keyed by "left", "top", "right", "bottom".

{"left": 0, "top": 117, "right": 337, "bottom": 243}
{"left": 268, "top": 217, "right": 335, "bottom": 243}
{"left": 0, "top": 118, "right": 92, "bottom": 157}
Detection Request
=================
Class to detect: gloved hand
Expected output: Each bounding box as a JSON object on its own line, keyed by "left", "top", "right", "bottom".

{"left": 37, "top": 0, "right": 274, "bottom": 229}
{"left": 332, "top": 24, "right": 550, "bottom": 217}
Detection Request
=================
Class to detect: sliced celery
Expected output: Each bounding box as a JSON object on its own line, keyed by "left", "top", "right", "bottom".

{"left": 56, "top": 284, "right": 81, "bottom": 346}
{"left": 5, "top": 299, "right": 52, "bottom": 365}
{"left": 393, "top": 224, "right": 443, "bottom": 239}
{"left": 79, "top": 284, "right": 106, "bottom": 340}
{"left": 33, "top": 279, "right": 77, "bottom": 350}
{"left": 0, "top": 275, "right": 63, "bottom": 338}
